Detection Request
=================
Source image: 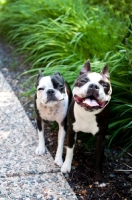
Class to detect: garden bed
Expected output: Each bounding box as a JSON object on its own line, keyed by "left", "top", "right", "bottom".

{"left": 0, "top": 40, "right": 132, "bottom": 200}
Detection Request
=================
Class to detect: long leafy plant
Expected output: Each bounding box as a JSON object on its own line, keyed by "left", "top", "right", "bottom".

{"left": 0, "top": 0, "right": 131, "bottom": 149}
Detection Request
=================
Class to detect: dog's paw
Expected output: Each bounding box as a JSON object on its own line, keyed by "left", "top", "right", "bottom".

{"left": 54, "top": 157, "right": 63, "bottom": 167}
{"left": 95, "top": 174, "right": 106, "bottom": 187}
{"left": 95, "top": 182, "right": 106, "bottom": 187}
{"left": 61, "top": 162, "right": 71, "bottom": 173}
{"left": 35, "top": 145, "right": 45, "bottom": 155}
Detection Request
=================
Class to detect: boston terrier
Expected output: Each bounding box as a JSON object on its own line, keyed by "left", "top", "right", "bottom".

{"left": 61, "top": 60, "right": 112, "bottom": 187}
{"left": 34, "top": 71, "right": 71, "bottom": 167}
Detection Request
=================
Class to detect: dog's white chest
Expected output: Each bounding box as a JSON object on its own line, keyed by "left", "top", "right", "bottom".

{"left": 73, "top": 103, "right": 99, "bottom": 135}
{"left": 37, "top": 104, "right": 59, "bottom": 121}
{"left": 36, "top": 97, "right": 68, "bottom": 122}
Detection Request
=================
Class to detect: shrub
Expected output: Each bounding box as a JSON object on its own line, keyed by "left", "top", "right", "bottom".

{"left": 0, "top": 0, "right": 131, "bottom": 149}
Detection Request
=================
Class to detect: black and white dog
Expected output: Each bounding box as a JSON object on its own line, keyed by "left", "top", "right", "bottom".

{"left": 61, "top": 60, "right": 112, "bottom": 187}
{"left": 34, "top": 71, "right": 71, "bottom": 167}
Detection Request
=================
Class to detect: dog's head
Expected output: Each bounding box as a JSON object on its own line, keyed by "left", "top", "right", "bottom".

{"left": 73, "top": 60, "right": 112, "bottom": 112}
{"left": 36, "top": 70, "right": 66, "bottom": 106}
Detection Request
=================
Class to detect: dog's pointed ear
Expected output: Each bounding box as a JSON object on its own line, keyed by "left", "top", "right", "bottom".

{"left": 53, "top": 71, "right": 65, "bottom": 84}
{"left": 54, "top": 72, "right": 61, "bottom": 76}
{"left": 80, "top": 60, "right": 92, "bottom": 75}
{"left": 38, "top": 70, "right": 44, "bottom": 78}
{"left": 100, "top": 64, "right": 110, "bottom": 79}
{"left": 35, "top": 70, "right": 44, "bottom": 87}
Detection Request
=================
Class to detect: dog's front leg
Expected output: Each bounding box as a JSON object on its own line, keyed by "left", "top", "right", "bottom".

{"left": 61, "top": 129, "right": 76, "bottom": 173}
{"left": 54, "top": 122, "right": 66, "bottom": 167}
{"left": 95, "top": 134, "right": 106, "bottom": 187}
{"left": 35, "top": 119, "right": 45, "bottom": 155}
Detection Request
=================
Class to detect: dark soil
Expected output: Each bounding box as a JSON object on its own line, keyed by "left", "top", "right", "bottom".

{"left": 0, "top": 39, "right": 132, "bottom": 200}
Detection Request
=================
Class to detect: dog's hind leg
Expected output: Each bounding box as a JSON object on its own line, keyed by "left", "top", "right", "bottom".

{"left": 95, "top": 134, "right": 106, "bottom": 187}
{"left": 35, "top": 119, "right": 45, "bottom": 155}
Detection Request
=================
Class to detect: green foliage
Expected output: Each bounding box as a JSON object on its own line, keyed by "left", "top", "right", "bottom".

{"left": 0, "top": 0, "right": 132, "bottom": 149}
{"left": 106, "top": 36, "right": 132, "bottom": 150}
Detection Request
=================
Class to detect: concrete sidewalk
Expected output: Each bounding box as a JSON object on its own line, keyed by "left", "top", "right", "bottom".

{"left": 0, "top": 71, "right": 77, "bottom": 199}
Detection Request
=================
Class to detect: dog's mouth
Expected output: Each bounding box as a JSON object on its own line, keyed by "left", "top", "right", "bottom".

{"left": 45, "top": 96, "right": 64, "bottom": 104}
{"left": 74, "top": 95, "right": 107, "bottom": 110}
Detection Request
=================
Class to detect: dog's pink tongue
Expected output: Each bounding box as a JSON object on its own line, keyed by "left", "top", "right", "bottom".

{"left": 83, "top": 98, "right": 99, "bottom": 107}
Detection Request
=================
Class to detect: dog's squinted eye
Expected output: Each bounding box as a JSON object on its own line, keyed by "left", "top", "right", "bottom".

{"left": 38, "top": 88, "right": 44, "bottom": 91}
{"left": 99, "top": 80, "right": 108, "bottom": 88}
{"left": 103, "top": 83, "right": 108, "bottom": 88}
{"left": 58, "top": 84, "right": 64, "bottom": 89}
{"left": 80, "top": 80, "right": 87, "bottom": 83}
{"left": 75, "top": 78, "right": 88, "bottom": 87}
{"left": 102, "top": 82, "right": 108, "bottom": 88}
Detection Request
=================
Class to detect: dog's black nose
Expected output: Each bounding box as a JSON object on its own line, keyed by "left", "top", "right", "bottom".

{"left": 47, "top": 89, "right": 55, "bottom": 95}
{"left": 89, "top": 84, "right": 99, "bottom": 90}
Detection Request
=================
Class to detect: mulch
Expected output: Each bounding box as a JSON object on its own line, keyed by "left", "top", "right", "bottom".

{"left": 0, "top": 39, "right": 132, "bottom": 200}
{"left": 46, "top": 130, "right": 132, "bottom": 200}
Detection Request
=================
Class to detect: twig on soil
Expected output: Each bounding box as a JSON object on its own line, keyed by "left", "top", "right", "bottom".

{"left": 124, "top": 163, "right": 132, "bottom": 169}
{"left": 112, "top": 192, "right": 121, "bottom": 198}
{"left": 119, "top": 146, "right": 132, "bottom": 157}
{"left": 114, "top": 169, "right": 132, "bottom": 172}
{"left": 115, "top": 162, "right": 132, "bottom": 172}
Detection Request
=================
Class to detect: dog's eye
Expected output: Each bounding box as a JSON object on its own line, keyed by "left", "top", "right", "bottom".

{"left": 99, "top": 80, "right": 108, "bottom": 88}
{"left": 58, "top": 84, "right": 64, "bottom": 92}
{"left": 58, "top": 84, "right": 64, "bottom": 89}
{"left": 75, "top": 79, "right": 88, "bottom": 87}
{"left": 38, "top": 88, "right": 44, "bottom": 91}
{"left": 102, "top": 82, "right": 108, "bottom": 88}
{"left": 80, "top": 80, "right": 86, "bottom": 83}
